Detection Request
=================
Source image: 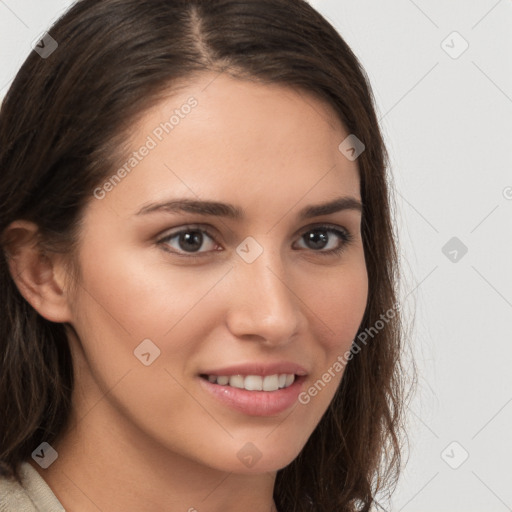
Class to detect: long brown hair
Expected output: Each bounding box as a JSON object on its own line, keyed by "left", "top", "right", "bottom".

{"left": 0, "top": 1, "right": 411, "bottom": 510}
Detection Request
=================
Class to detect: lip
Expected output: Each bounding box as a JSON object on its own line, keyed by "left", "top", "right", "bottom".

{"left": 198, "top": 362, "right": 308, "bottom": 377}
{"left": 198, "top": 374, "right": 306, "bottom": 416}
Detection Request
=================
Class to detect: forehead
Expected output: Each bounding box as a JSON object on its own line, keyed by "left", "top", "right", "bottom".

{"left": 92, "top": 72, "right": 361, "bottom": 218}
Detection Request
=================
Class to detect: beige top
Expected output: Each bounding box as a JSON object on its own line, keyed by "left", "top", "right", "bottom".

{"left": 0, "top": 461, "right": 65, "bottom": 512}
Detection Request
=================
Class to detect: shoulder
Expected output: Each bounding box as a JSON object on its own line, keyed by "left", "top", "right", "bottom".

{"left": 0, "top": 461, "right": 65, "bottom": 511}
{"left": 0, "top": 467, "right": 33, "bottom": 512}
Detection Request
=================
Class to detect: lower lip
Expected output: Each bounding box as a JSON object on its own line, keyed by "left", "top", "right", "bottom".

{"left": 198, "top": 376, "right": 305, "bottom": 416}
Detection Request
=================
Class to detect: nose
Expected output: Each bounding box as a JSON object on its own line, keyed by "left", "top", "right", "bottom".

{"left": 225, "top": 247, "right": 302, "bottom": 347}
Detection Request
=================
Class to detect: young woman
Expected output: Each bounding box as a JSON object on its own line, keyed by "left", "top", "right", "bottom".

{"left": 0, "top": 1, "right": 408, "bottom": 510}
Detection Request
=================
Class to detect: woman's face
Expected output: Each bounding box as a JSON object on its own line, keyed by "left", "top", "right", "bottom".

{"left": 65, "top": 72, "right": 368, "bottom": 473}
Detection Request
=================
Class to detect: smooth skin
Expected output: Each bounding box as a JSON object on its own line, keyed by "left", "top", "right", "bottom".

{"left": 6, "top": 72, "right": 368, "bottom": 512}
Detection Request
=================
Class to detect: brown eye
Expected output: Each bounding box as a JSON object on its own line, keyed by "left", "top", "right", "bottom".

{"left": 159, "top": 226, "right": 219, "bottom": 256}
{"left": 295, "top": 225, "right": 353, "bottom": 255}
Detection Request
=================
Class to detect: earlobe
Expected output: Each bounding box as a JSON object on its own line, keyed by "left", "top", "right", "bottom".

{"left": 2, "top": 220, "right": 73, "bottom": 323}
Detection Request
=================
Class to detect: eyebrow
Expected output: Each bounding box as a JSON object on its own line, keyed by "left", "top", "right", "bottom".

{"left": 135, "top": 196, "right": 363, "bottom": 220}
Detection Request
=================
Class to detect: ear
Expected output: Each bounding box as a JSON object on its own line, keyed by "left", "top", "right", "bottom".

{"left": 2, "top": 220, "right": 73, "bottom": 323}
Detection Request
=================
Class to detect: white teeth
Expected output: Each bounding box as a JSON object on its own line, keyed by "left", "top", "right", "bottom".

{"left": 263, "top": 374, "right": 279, "bottom": 391}
{"left": 244, "top": 375, "right": 263, "bottom": 391}
{"left": 228, "top": 375, "right": 245, "bottom": 389}
{"left": 206, "top": 373, "right": 296, "bottom": 391}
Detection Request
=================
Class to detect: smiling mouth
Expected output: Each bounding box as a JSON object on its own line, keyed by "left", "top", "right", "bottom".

{"left": 199, "top": 373, "right": 296, "bottom": 392}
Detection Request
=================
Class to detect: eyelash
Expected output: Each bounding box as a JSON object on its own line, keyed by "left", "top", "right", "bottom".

{"left": 157, "top": 223, "right": 354, "bottom": 260}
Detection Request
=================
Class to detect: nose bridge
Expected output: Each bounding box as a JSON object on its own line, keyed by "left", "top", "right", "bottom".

{"left": 226, "top": 239, "right": 300, "bottom": 342}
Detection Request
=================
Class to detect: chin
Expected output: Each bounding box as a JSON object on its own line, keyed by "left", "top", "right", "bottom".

{"left": 203, "top": 441, "right": 305, "bottom": 475}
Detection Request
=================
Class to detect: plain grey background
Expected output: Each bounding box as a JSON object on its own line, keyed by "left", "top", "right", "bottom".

{"left": 1, "top": 1, "right": 511, "bottom": 510}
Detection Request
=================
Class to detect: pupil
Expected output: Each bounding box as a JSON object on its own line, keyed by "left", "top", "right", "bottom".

{"left": 180, "top": 231, "right": 203, "bottom": 252}
{"left": 306, "top": 230, "right": 328, "bottom": 249}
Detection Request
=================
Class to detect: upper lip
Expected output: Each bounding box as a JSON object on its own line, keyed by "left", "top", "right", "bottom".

{"left": 199, "top": 362, "right": 308, "bottom": 377}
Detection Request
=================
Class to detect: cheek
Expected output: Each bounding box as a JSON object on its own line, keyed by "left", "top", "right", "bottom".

{"left": 304, "top": 258, "right": 368, "bottom": 353}
{"left": 72, "top": 238, "right": 225, "bottom": 342}
{"left": 291, "top": 257, "right": 368, "bottom": 410}
{"left": 66, "top": 246, "right": 219, "bottom": 449}
{"left": 67, "top": 242, "right": 220, "bottom": 403}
